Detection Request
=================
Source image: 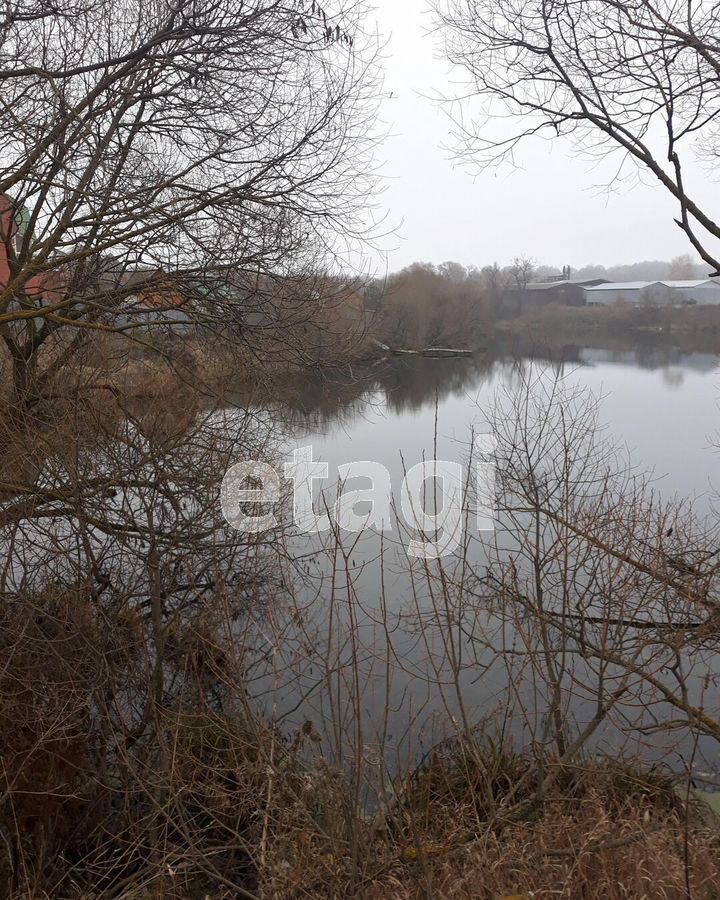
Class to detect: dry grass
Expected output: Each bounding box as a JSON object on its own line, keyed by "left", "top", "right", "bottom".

{"left": 374, "top": 746, "right": 719, "bottom": 900}
{"left": 240, "top": 742, "right": 720, "bottom": 899}
{"left": 2, "top": 583, "right": 717, "bottom": 898}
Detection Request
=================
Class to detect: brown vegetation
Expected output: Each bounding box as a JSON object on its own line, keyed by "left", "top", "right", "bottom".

{"left": 1, "top": 579, "right": 718, "bottom": 899}
{"left": 366, "top": 259, "right": 720, "bottom": 357}
{"left": 372, "top": 262, "right": 492, "bottom": 350}
{"left": 2, "top": 564, "right": 719, "bottom": 898}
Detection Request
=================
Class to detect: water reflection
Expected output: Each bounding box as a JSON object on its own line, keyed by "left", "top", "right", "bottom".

{"left": 246, "top": 334, "right": 719, "bottom": 437}
{"left": 251, "top": 337, "right": 720, "bottom": 785}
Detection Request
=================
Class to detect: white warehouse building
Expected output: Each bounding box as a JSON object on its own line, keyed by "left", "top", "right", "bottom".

{"left": 584, "top": 279, "right": 720, "bottom": 307}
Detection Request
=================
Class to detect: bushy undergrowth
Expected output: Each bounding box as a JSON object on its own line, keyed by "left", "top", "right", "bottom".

{"left": 1, "top": 592, "right": 718, "bottom": 900}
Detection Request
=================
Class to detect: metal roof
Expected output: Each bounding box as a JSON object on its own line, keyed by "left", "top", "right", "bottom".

{"left": 584, "top": 281, "right": 654, "bottom": 291}
{"left": 585, "top": 279, "right": 719, "bottom": 292}
{"left": 526, "top": 282, "right": 567, "bottom": 291}
{"left": 658, "top": 280, "right": 717, "bottom": 288}
{"left": 526, "top": 279, "right": 584, "bottom": 291}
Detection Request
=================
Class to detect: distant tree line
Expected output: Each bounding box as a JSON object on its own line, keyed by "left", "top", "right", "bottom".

{"left": 367, "top": 254, "right": 709, "bottom": 348}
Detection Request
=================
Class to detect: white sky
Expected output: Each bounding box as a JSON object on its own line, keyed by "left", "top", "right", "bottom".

{"left": 366, "top": 0, "right": 713, "bottom": 275}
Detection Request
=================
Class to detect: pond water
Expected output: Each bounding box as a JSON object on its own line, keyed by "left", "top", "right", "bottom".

{"left": 284, "top": 346, "right": 720, "bottom": 515}
{"left": 242, "top": 342, "right": 720, "bottom": 787}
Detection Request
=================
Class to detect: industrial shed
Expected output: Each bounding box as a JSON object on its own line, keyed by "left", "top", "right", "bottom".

{"left": 584, "top": 279, "right": 720, "bottom": 307}
{"left": 500, "top": 278, "right": 609, "bottom": 315}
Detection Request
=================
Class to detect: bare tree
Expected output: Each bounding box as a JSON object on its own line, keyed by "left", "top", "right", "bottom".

{"left": 469, "top": 370, "right": 720, "bottom": 773}
{"left": 0, "top": 0, "right": 379, "bottom": 401}
{"left": 438, "top": 0, "right": 720, "bottom": 275}
{"left": 669, "top": 252, "right": 700, "bottom": 279}
{"left": 509, "top": 255, "right": 534, "bottom": 289}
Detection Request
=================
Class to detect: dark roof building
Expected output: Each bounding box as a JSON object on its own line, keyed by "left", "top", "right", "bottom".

{"left": 501, "top": 277, "right": 611, "bottom": 316}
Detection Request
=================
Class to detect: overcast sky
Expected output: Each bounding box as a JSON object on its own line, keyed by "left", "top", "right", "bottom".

{"left": 366, "top": 0, "right": 712, "bottom": 275}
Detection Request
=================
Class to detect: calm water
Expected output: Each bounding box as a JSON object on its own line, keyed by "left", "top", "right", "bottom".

{"left": 250, "top": 344, "right": 720, "bottom": 783}
{"left": 287, "top": 347, "right": 720, "bottom": 516}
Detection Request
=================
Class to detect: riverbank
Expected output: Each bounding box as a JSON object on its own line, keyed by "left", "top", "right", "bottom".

{"left": 496, "top": 303, "right": 720, "bottom": 354}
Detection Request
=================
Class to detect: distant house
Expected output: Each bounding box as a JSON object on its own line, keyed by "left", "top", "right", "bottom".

{"left": 112, "top": 269, "right": 195, "bottom": 333}
{"left": 0, "top": 194, "right": 67, "bottom": 304}
{"left": 501, "top": 278, "right": 610, "bottom": 316}
{"left": 0, "top": 195, "right": 24, "bottom": 286}
{"left": 584, "top": 280, "right": 720, "bottom": 307}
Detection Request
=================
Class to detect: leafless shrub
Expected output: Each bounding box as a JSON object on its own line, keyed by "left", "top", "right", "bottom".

{"left": 374, "top": 262, "right": 492, "bottom": 349}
